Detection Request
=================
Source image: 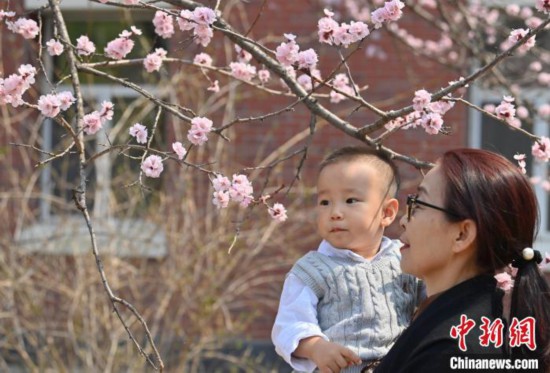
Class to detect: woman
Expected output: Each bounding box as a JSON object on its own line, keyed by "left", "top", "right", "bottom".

{"left": 375, "top": 148, "right": 550, "bottom": 372}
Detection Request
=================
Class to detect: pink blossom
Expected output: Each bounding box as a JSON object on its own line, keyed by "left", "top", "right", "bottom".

{"left": 502, "top": 29, "right": 536, "bottom": 55}
{"left": 172, "top": 142, "right": 187, "bottom": 160}
{"left": 0, "top": 74, "right": 26, "bottom": 106}
{"left": 193, "top": 24, "right": 214, "bottom": 47}
{"left": 348, "top": 21, "right": 370, "bottom": 41}
{"left": 235, "top": 45, "right": 252, "bottom": 63}
{"left": 421, "top": 112, "right": 443, "bottom": 135}
{"left": 531, "top": 176, "right": 542, "bottom": 185}
{"left": 298, "top": 74, "right": 313, "bottom": 91}
{"left": 333, "top": 24, "right": 355, "bottom": 47}
{"left": 193, "top": 52, "right": 213, "bottom": 66}
{"left": 385, "top": 117, "right": 405, "bottom": 131}
{"left": 0, "top": 11, "right": 16, "bottom": 21}
{"left": 46, "top": 39, "right": 64, "bottom": 56}
{"left": 330, "top": 84, "right": 355, "bottom": 104}
{"left": 317, "top": 16, "right": 339, "bottom": 44}
{"left": 403, "top": 111, "right": 423, "bottom": 129}
{"left": 532, "top": 137, "right": 550, "bottom": 162}
{"left": 191, "top": 116, "right": 213, "bottom": 131}
{"left": 495, "top": 100, "right": 516, "bottom": 122}
{"left": 296, "top": 49, "right": 318, "bottom": 71}
{"left": 537, "top": 104, "right": 550, "bottom": 117}
{"left": 229, "top": 174, "right": 254, "bottom": 207}
{"left": 536, "top": 0, "right": 550, "bottom": 14}
{"left": 8, "top": 18, "right": 39, "bottom": 39}
{"left": 141, "top": 155, "right": 164, "bottom": 178}
{"left": 130, "top": 26, "right": 142, "bottom": 36}
{"left": 371, "top": 7, "right": 389, "bottom": 29}
{"left": 37, "top": 94, "right": 62, "bottom": 118}
{"left": 105, "top": 36, "right": 134, "bottom": 60}
{"left": 275, "top": 39, "right": 299, "bottom": 66}
{"left": 258, "top": 69, "right": 270, "bottom": 84}
{"left": 269, "top": 203, "right": 288, "bottom": 222}
{"left": 279, "top": 66, "right": 297, "bottom": 89}
{"left": 76, "top": 35, "right": 96, "bottom": 56}
{"left": 152, "top": 11, "right": 175, "bottom": 39}
{"left": 427, "top": 100, "right": 454, "bottom": 115}
{"left": 505, "top": 4, "right": 520, "bottom": 16}
{"left": 18, "top": 64, "right": 37, "bottom": 82}
{"left": 538, "top": 72, "right": 550, "bottom": 86}
{"left": 212, "top": 174, "right": 231, "bottom": 192}
{"left": 129, "top": 123, "right": 148, "bottom": 144}
{"left": 508, "top": 118, "right": 522, "bottom": 129}
{"left": 187, "top": 116, "right": 213, "bottom": 145}
{"left": 207, "top": 80, "right": 220, "bottom": 93}
{"left": 413, "top": 89, "right": 432, "bottom": 111}
{"left": 229, "top": 62, "right": 256, "bottom": 81}
{"left": 99, "top": 101, "right": 114, "bottom": 121}
{"left": 83, "top": 112, "right": 103, "bottom": 135}
{"left": 57, "top": 91, "right": 75, "bottom": 111}
{"left": 212, "top": 190, "right": 230, "bottom": 209}
{"left": 514, "top": 154, "right": 527, "bottom": 174}
{"left": 494, "top": 272, "right": 514, "bottom": 291}
{"left": 192, "top": 7, "right": 217, "bottom": 25}
{"left": 122, "top": 0, "right": 139, "bottom": 4}
{"left": 329, "top": 73, "right": 354, "bottom": 103}
{"left": 516, "top": 106, "right": 529, "bottom": 119}
{"left": 384, "top": 0, "right": 406, "bottom": 22}
{"left": 143, "top": 48, "right": 167, "bottom": 72}
{"left": 332, "top": 73, "right": 350, "bottom": 88}
{"left": 526, "top": 17, "right": 543, "bottom": 30}
{"left": 187, "top": 128, "right": 208, "bottom": 145}
{"left": 530, "top": 61, "right": 542, "bottom": 72}
{"left": 177, "top": 10, "right": 194, "bottom": 31}
{"left": 483, "top": 104, "right": 495, "bottom": 113}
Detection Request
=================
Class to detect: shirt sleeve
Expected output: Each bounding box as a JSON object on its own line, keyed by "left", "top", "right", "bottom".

{"left": 271, "top": 273, "right": 328, "bottom": 373}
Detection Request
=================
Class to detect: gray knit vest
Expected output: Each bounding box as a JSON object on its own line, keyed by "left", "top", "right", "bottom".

{"left": 290, "top": 246, "right": 417, "bottom": 373}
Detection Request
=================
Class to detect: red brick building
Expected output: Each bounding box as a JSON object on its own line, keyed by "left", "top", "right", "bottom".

{"left": 2, "top": 0, "right": 549, "bottom": 371}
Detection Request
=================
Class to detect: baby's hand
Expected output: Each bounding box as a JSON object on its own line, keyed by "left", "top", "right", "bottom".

{"left": 308, "top": 338, "right": 361, "bottom": 373}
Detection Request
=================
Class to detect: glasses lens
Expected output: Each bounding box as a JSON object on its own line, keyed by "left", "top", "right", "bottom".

{"left": 407, "top": 195, "right": 416, "bottom": 221}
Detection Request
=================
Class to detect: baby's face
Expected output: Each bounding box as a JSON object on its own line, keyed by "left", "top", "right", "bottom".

{"left": 316, "top": 160, "right": 389, "bottom": 257}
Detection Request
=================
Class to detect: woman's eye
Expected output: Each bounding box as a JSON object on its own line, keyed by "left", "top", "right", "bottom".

{"left": 319, "top": 200, "right": 329, "bottom": 206}
{"left": 346, "top": 198, "right": 359, "bottom": 204}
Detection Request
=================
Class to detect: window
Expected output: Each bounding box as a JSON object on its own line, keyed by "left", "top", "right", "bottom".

{"left": 17, "top": 1, "right": 168, "bottom": 257}
{"left": 469, "top": 87, "right": 550, "bottom": 256}
{"left": 468, "top": 3, "right": 550, "bottom": 260}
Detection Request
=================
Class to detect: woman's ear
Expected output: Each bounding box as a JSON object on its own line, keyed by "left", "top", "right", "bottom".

{"left": 381, "top": 198, "right": 399, "bottom": 227}
{"left": 452, "top": 219, "right": 477, "bottom": 253}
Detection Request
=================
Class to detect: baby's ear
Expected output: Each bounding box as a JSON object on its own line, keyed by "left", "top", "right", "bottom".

{"left": 381, "top": 198, "right": 399, "bottom": 227}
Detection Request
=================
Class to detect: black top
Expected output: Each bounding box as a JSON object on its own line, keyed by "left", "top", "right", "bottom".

{"left": 375, "top": 275, "right": 508, "bottom": 373}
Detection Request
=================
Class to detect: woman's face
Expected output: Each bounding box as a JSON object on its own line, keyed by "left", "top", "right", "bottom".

{"left": 399, "top": 164, "right": 461, "bottom": 281}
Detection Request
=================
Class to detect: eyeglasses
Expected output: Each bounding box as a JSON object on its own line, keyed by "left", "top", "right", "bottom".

{"left": 406, "top": 194, "right": 460, "bottom": 221}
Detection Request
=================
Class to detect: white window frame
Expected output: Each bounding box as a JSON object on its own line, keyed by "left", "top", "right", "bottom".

{"left": 469, "top": 85, "right": 550, "bottom": 258}
{"left": 17, "top": 2, "right": 167, "bottom": 257}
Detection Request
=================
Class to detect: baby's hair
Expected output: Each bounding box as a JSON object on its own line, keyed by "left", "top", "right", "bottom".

{"left": 319, "top": 146, "right": 400, "bottom": 198}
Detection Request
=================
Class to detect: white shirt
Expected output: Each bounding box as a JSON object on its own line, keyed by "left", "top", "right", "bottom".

{"left": 271, "top": 237, "right": 400, "bottom": 372}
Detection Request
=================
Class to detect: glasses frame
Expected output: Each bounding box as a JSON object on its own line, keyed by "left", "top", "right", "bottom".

{"left": 406, "top": 194, "right": 460, "bottom": 221}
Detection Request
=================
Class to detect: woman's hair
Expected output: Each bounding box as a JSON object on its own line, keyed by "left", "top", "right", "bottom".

{"left": 439, "top": 148, "right": 550, "bottom": 368}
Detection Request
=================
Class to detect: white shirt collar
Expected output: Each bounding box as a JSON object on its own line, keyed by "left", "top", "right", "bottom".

{"left": 317, "top": 237, "right": 401, "bottom": 262}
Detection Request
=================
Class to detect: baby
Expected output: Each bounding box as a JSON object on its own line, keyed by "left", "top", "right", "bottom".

{"left": 272, "top": 146, "right": 419, "bottom": 372}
